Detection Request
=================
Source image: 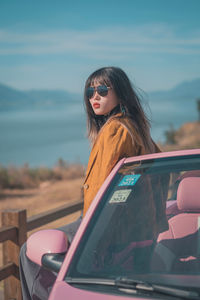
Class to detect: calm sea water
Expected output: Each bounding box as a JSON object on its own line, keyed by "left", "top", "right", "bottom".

{"left": 0, "top": 101, "right": 197, "bottom": 167}
{"left": 0, "top": 103, "right": 90, "bottom": 167}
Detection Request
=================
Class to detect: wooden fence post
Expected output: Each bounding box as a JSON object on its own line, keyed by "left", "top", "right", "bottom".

{"left": 2, "top": 209, "right": 27, "bottom": 300}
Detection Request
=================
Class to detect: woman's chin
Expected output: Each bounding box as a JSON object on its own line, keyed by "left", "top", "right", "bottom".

{"left": 94, "top": 109, "right": 111, "bottom": 116}
{"left": 93, "top": 110, "right": 104, "bottom": 116}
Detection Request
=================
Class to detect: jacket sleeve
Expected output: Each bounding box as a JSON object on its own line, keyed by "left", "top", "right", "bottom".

{"left": 83, "top": 121, "right": 138, "bottom": 215}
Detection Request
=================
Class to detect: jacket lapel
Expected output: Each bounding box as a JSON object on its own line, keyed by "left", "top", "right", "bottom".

{"left": 83, "top": 145, "right": 99, "bottom": 184}
{"left": 83, "top": 113, "right": 123, "bottom": 184}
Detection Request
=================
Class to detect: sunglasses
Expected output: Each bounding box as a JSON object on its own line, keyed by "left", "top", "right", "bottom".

{"left": 86, "top": 85, "right": 111, "bottom": 99}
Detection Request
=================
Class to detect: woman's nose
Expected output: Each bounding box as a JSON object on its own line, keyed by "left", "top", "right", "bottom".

{"left": 94, "top": 91, "right": 100, "bottom": 100}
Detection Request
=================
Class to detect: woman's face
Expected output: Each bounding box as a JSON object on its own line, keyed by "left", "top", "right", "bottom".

{"left": 88, "top": 81, "right": 119, "bottom": 115}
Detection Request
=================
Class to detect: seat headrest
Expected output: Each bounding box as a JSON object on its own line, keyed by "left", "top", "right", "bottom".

{"left": 177, "top": 177, "right": 200, "bottom": 211}
{"left": 178, "top": 170, "right": 200, "bottom": 181}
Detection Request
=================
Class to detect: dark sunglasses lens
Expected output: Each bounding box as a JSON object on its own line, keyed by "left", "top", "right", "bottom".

{"left": 86, "top": 87, "right": 95, "bottom": 99}
{"left": 97, "top": 85, "right": 108, "bottom": 96}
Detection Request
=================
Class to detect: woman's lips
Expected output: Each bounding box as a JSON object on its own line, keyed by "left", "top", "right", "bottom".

{"left": 93, "top": 103, "right": 100, "bottom": 109}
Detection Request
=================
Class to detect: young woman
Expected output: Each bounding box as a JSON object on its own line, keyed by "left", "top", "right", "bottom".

{"left": 82, "top": 66, "right": 160, "bottom": 215}
{"left": 19, "top": 66, "right": 167, "bottom": 299}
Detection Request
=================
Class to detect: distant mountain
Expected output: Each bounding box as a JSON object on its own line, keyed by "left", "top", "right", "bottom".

{"left": 148, "top": 78, "right": 200, "bottom": 101}
{"left": 0, "top": 83, "right": 33, "bottom": 105}
{"left": 146, "top": 78, "right": 200, "bottom": 140}
{"left": 0, "top": 78, "right": 199, "bottom": 112}
{"left": 0, "top": 83, "right": 81, "bottom": 111}
{"left": 25, "top": 89, "right": 81, "bottom": 103}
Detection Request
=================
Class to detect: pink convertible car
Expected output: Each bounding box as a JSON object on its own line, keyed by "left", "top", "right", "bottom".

{"left": 27, "top": 149, "right": 200, "bottom": 299}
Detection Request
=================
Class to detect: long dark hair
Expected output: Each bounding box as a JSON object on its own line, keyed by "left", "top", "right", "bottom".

{"left": 84, "top": 66, "right": 152, "bottom": 149}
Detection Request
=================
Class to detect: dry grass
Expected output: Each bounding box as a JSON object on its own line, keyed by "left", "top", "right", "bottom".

{"left": 159, "top": 121, "right": 200, "bottom": 152}
{"left": 0, "top": 160, "right": 85, "bottom": 189}
{"left": 0, "top": 177, "right": 84, "bottom": 229}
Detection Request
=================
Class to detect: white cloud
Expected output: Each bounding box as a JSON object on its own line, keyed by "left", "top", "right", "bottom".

{"left": 0, "top": 24, "right": 199, "bottom": 92}
{"left": 0, "top": 24, "right": 200, "bottom": 57}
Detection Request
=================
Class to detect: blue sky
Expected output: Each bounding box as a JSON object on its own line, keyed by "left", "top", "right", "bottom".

{"left": 0, "top": 0, "right": 200, "bottom": 93}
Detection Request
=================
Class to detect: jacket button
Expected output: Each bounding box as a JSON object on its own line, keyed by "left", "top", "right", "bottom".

{"left": 84, "top": 184, "right": 89, "bottom": 190}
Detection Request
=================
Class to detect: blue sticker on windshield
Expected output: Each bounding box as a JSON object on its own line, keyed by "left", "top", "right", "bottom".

{"left": 118, "top": 174, "right": 141, "bottom": 186}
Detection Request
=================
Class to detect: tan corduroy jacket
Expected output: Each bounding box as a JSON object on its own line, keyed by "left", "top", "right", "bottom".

{"left": 83, "top": 113, "right": 160, "bottom": 216}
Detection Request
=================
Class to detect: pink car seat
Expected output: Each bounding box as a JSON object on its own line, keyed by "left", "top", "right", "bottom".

{"left": 166, "top": 170, "right": 200, "bottom": 219}
{"left": 151, "top": 177, "right": 200, "bottom": 273}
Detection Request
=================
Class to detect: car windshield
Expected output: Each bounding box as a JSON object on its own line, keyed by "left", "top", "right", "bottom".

{"left": 66, "top": 154, "right": 200, "bottom": 289}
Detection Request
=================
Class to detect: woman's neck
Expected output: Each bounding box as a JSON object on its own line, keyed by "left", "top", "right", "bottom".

{"left": 104, "top": 104, "right": 121, "bottom": 118}
{"left": 96, "top": 104, "right": 121, "bottom": 129}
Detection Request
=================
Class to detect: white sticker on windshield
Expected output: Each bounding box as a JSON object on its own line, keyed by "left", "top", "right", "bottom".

{"left": 109, "top": 189, "right": 132, "bottom": 204}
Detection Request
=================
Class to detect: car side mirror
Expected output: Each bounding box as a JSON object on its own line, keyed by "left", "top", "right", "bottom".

{"left": 26, "top": 229, "right": 69, "bottom": 273}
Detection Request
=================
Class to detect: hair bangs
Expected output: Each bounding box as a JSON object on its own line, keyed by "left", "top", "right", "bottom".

{"left": 87, "top": 69, "right": 112, "bottom": 88}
